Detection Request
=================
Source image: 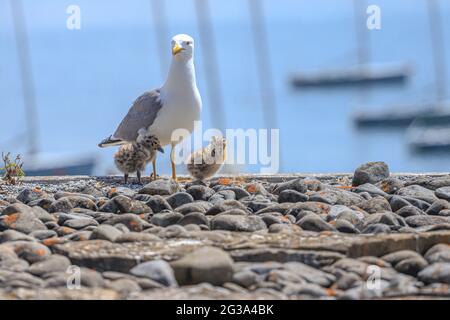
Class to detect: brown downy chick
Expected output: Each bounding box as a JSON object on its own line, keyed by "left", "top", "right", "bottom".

{"left": 187, "top": 136, "right": 227, "bottom": 181}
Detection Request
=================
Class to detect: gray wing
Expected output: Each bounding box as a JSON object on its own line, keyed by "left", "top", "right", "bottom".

{"left": 113, "top": 88, "right": 163, "bottom": 142}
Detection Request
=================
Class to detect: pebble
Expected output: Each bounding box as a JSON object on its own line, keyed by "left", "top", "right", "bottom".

{"left": 418, "top": 262, "right": 450, "bottom": 284}
{"left": 107, "top": 278, "right": 141, "bottom": 295}
{"left": 114, "top": 232, "right": 160, "bottom": 243}
{"left": 2, "top": 241, "right": 51, "bottom": 263}
{"left": 334, "top": 272, "right": 361, "bottom": 290}
{"left": 175, "top": 202, "right": 211, "bottom": 215}
{"left": 358, "top": 196, "right": 391, "bottom": 214}
{"left": 104, "top": 214, "right": 145, "bottom": 232}
{"left": 278, "top": 190, "right": 308, "bottom": 203}
{"left": 0, "top": 230, "right": 35, "bottom": 243}
{"left": 352, "top": 161, "right": 390, "bottom": 186}
{"left": 0, "top": 205, "right": 47, "bottom": 234}
{"left": 259, "top": 213, "right": 288, "bottom": 227}
{"left": 62, "top": 196, "right": 98, "bottom": 211}
{"left": 139, "top": 179, "right": 180, "bottom": 195}
{"left": 177, "top": 212, "right": 209, "bottom": 227}
{"left": 361, "top": 223, "right": 392, "bottom": 234}
{"left": 297, "top": 216, "right": 336, "bottom": 232}
{"left": 99, "top": 199, "right": 119, "bottom": 213}
{"left": 284, "top": 262, "right": 335, "bottom": 286}
{"left": 353, "top": 183, "right": 388, "bottom": 198}
{"left": 157, "top": 225, "right": 189, "bottom": 238}
{"left": 309, "top": 189, "right": 364, "bottom": 206}
{"left": 272, "top": 178, "right": 307, "bottom": 195}
{"left": 186, "top": 185, "right": 215, "bottom": 201}
{"left": 90, "top": 224, "right": 122, "bottom": 242}
{"left": 239, "top": 195, "right": 273, "bottom": 212}
{"left": 435, "top": 186, "right": 450, "bottom": 201}
{"left": 63, "top": 218, "right": 99, "bottom": 229}
{"left": 405, "top": 175, "right": 450, "bottom": 190}
{"left": 220, "top": 186, "right": 251, "bottom": 200}
{"left": 206, "top": 200, "right": 249, "bottom": 215}
{"left": 332, "top": 219, "right": 360, "bottom": 234}
{"left": 424, "top": 244, "right": 450, "bottom": 264}
{"left": 29, "top": 230, "right": 57, "bottom": 240}
{"left": 396, "top": 185, "right": 439, "bottom": 204}
{"left": 377, "top": 177, "right": 404, "bottom": 194}
{"left": 170, "top": 247, "right": 233, "bottom": 286}
{"left": 394, "top": 257, "right": 428, "bottom": 276}
{"left": 16, "top": 188, "right": 46, "bottom": 204}
{"left": 426, "top": 199, "right": 450, "bottom": 216}
{"left": 231, "top": 270, "right": 259, "bottom": 288}
{"left": 395, "top": 205, "right": 425, "bottom": 218}
{"left": 28, "top": 255, "right": 71, "bottom": 276}
{"left": 405, "top": 215, "right": 450, "bottom": 228}
{"left": 255, "top": 203, "right": 295, "bottom": 215}
{"left": 130, "top": 260, "right": 178, "bottom": 287}
{"left": 30, "top": 206, "right": 56, "bottom": 223}
{"left": 165, "top": 192, "right": 194, "bottom": 209}
{"left": 113, "top": 195, "right": 151, "bottom": 214}
{"left": 150, "top": 212, "right": 183, "bottom": 227}
{"left": 144, "top": 195, "right": 171, "bottom": 213}
{"left": 211, "top": 215, "right": 267, "bottom": 232}
{"left": 283, "top": 283, "right": 328, "bottom": 297}
{"left": 360, "top": 212, "right": 405, "bottom": 230}
{"left": 79, "top": 267, "right": 105, "bottom": 288}
{"left": 48, "top": 198, "right": 73, "bottom": 213}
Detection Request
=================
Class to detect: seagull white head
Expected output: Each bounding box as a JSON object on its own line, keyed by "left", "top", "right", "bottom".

{"left": 171, "top": 34, "right": 194, "bottom": 61}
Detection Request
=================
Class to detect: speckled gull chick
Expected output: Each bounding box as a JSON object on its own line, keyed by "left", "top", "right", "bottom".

{"left": 99, "top": 34, "right": 202, "bottom": 181}
{"left": 114, "top": 129, "right": 164, "bottom": 184}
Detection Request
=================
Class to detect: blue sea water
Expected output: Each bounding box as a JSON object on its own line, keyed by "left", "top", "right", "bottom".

{"left": 0, "top": 0, "right": 450, "bottom": 175}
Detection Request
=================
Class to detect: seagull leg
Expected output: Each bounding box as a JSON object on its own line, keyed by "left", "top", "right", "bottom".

{"left": 152, "top": 158, "right": 157, "bottom": 180}
{"left": 124, "top": 173, "right": 128, "bottom": 184}
{"left": 171, "top": 143, "right": 177, "bottom": 181}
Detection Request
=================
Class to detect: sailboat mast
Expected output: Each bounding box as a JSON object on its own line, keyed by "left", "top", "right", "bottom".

{"left": 427, "top": 0, "right": 447, "bottom": 103}
{"left": 248, "top": 0, "right": 278, "bottom": 130}
{"left": 10, "top": 0, "right": 39, "bottom": 157}
{"left": 150, "top": 0, "right": 170, "bottom": 81}
{"left": 194, "top": 0, "right": 226, "bottom": 131}
{"left": 353, "top": 0, "right": 369, "bottom": 66}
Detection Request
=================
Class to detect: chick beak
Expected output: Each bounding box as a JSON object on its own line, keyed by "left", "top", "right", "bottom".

{"left": 172, "top": 43, "right": 185, "bottom": 56}
{"left": 157, "top": 146, "right": 165, "bottom": 153}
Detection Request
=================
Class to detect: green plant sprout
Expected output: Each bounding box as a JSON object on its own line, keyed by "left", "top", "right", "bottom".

{"left": 1, "top": 152, "right": 25, "bottom": 185}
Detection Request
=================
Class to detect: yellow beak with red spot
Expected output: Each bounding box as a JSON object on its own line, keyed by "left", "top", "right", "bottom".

{"left": 172, "top": 43, "right": 185, "bottom": 56}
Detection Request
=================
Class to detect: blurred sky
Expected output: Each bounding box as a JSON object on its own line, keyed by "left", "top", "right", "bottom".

{"left": 0, "top": 0, "right": 449, "bottom": 174}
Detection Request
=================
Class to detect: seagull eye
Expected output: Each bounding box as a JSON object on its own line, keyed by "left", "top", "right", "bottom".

{"left": 186, "top": 41, "right": 192, "bottom": 45}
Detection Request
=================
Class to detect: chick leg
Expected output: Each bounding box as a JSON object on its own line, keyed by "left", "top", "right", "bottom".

{"left": 171, "top": 143, "right": 177, "bottom": 181}
{"left": 152, "top": 158, "right": 157, "bottom": 180}
{"left": 137, "top": 170, "right": 141, "bottom": 184}
{"left": 124, "top": 173, "right": 129, "bottom": 184}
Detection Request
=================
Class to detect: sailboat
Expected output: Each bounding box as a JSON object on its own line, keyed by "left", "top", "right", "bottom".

{"left": 7, "top": 0, "right": 96, "bottom": 176}
{"left": 406, "top": 106, "right": 450, "bottom": 152}
{"left": 354, "top": 0, "right": 448, "bottom": 129}
{"left": 290, "top": 0, "right": 411, "bottom": 88}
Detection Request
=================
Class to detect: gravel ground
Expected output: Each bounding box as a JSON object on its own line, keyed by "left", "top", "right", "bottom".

{"left": 0, "top": 162, "right": 449, "bottom": 300}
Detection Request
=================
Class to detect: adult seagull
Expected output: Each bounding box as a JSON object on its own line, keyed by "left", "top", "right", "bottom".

{"left": 99, "top": 34, "right": 202, "bottom": 181}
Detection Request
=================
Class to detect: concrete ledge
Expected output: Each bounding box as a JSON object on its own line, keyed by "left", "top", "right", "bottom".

{"left": 12, "top": 172, "right": 450, "bottom": 184}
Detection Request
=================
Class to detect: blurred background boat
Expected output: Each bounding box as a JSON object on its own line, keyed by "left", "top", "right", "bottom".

{"left": 290, "top": 0, "right": 412, "bottom": 89}
{"left": 5, "top": 0, "right": 96, "bottom": 176}
{"left": 1, "top": 0, "right": 450, "bottom": 174}
{"left": 354, "top": 0, "right": 448, "bottom": 134}
{"left": 290, "top": 62, "right": 411, "bottom": 88}
{"left": 406, "top": 105, "right": 450, "bottom": 152}
{"left": 353, "top": 102, "right": 439, "bottom": 128}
